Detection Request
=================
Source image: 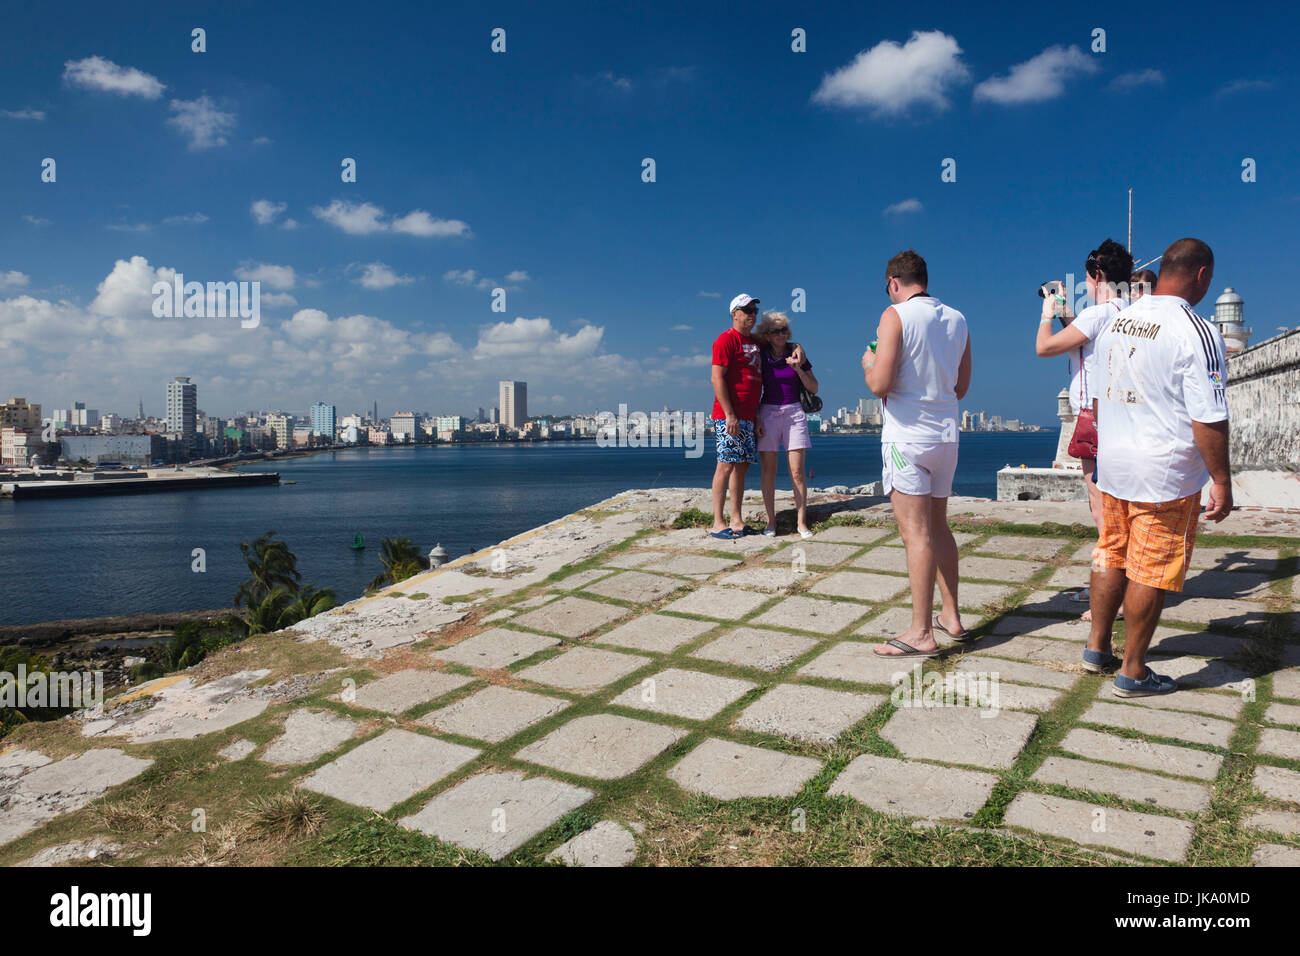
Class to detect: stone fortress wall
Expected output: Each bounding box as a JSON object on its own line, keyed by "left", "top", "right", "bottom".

{"left": 1225, "top": 328, "right": 1300, "bottom": 470}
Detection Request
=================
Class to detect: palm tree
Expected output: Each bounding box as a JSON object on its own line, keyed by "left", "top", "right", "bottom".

{"left": 234, "top": 531, "right": 302, "bottom": 608}
{"left": 283, "top": 585, "right": 337, "bottom": 623}
{"left": 238, "top": 587, "right": 298, "bottom": 635}
{"left": 367, "top": 537, "right": 428, "bottom": 591}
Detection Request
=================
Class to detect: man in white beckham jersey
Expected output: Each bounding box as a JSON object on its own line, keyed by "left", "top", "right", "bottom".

{"left": 1088, "top": 238, "right": 1232, "bottom": 697}
{"left": 864, "top": 250, "right": 973, "bottom": 659}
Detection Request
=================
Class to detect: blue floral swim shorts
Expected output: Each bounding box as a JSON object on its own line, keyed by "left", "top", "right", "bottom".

{"left": 710, "top": 418, "right": 757, "bottom": 464}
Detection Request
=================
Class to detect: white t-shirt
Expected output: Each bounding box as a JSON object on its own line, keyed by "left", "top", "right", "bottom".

{"left": 1094, "top": 294, "right": 1229, "bottom": 503}
{"left": 880, "top": 295, "right": 969, "bottom": 444}
{"left": 1066, "top": 298, "right": 1126, "bottom": 413}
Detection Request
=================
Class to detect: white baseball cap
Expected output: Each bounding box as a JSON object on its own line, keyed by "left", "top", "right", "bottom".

{"left": 729, "top": 293, "right": 760, "bottom": 312}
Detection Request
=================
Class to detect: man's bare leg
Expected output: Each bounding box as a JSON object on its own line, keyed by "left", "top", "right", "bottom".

{"left": 711, "top": 461, "right": 735, "bottom": 533}
{"left": 1087, "top": 566, "right": 1126, "bottom": 656}
{"left": 930, "top": 495, "right": 964, "bottom": 637}
{"left": 875, "top": 490, "right": 938, "bottom": 655}
{"left": 1117, "top": 581, "right": 1166, "bottom": 680}
{"left": 729, "top": 462, "right": 750, "bottom": 532}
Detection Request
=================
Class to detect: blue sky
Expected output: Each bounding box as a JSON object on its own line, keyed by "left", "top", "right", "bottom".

{"left": 2, "top": 0, "right": 1296, "bottom": 423}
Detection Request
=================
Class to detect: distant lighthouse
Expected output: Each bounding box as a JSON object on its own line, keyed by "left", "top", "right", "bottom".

{"left": 1213, "top": 287, "right": 1250, "bottom": 354}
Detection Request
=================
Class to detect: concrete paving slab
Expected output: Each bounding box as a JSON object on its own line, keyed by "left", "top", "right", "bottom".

{"left": 1019, "top": 590, "right": 1095, "bottom": 615}
{"left": 938, "top": 582, "right": 1020, "bottom": 610}
{"left": 1275, "top": 669, "right": 1300, "bottom": 701}
{"left": 799, "top": 640, "right": 934, "bottom": 686}
{"left": 668, "top": 737, "right": 822, "bottom": 799}
{"left": 1146, "top": 627, "right": 1251, "bottom": 660}
{"left": 1162, "top": 597, "right": 1289, "bottom": 631}
{"left": 660, "top": 585, "right": 770, "bottom": 621}
{"left": 809, "top": 571, "right": 909, "bottom": 602}
{"left": 1091, "top": 682, "right": 1243, "bottom": 720}
{"left": 735, "top": 683, "right": 886, "bottom": 744}
{"left": 690, "top": 626, "right": 820, "bottom": 671}
{"left": 610, "top": 667, "right": 757, "bottom": 720}
{"left": 1058, "top": 728, "right": 1222, "bottom": 780}
{"left": 546, "top": 819, "right": 638, "bottom": 866}
{"left": 829, "top": 752, "right": 997, "bottom": 821}
{"left": 433, "top": 628, "right": 560, "bottom": 670}
{"left": 0, "top": 749, "right": 154, "bottom": 847}
{"left": 1080, "top": 701, "right": 1235, "bottom": 748}
{"left": 514, "top": 713, "right": 687, "bottom": 779}
{"left": 714, "top": 566, "right": 808, "bottom": 592}
{"left": 1189, "top": 546, "right": 1280, "bottom": 572}
{"left": 975, "top": 536, "right": 1071, "bottom": 560}
{"left": 967, "top": 634, "right": 1083, "bottom": 666}
{"left": 420, "top": 686, "right": 570, "bottom": 743}
{"left": 1264, "top": 702, "right": 1300, "bottom": 727}
{"left": 603, "top": 550, "right": 671, "bottom": 569}
{"left": 812, "top": 526, "right": 895, "bottom": 544}
{"left": 400, "top": 771, "right": 593, "bottom": 861}
{"left": 260, "top": 709, "right": 356, "bottom": 765}
{"left": 1180, "top": 569, "right": 1274, "bottom": 601}
{"left": 852, "top": 606, "right": 922, "bottom": 639}
{"left": 963, "top": 679, "right": 1061, "bottom": 713}
{"left": 1258, "top": 728, "right": 1300, "bottom": 761}
{"left": 766, "top": 542, "right": 862, "bottom": 567}
{"left": 515, "top": 646, "right": 651, "bottom": 692}
{"left": 592, "top": 613, "right": 716, "bottom": 654}
{"left": 1143, "top": 656, "right": 1250, "bottom": 691}
{"left": 1004, "top": 792, "right": 1194, "bottom": 862}
{"left": 1251, "top": 843, "right": 1300, "bottom": 866}
{"left": 750, "top": 595, "right": 871, "bottom": 634}
{"left": 582, "top": 570, "right": 688, "bottom": 604}
{"left": 87, "top": 669, "right": 273, "bottom": 743}
{"left": 510, "top": 596, "right": 631, "bottom": 637}
{"left": 850, "top": 548, "right": 911, "bottom": 573}
{"left": 640, "top": 554, "right": 744, "bottom": 578}
{"left": 953, "top": 655, "right": 1080, "bottom": 690}
{"left": 959, "top": 556, "right": 1047, "bottom": 583}
{"left": 552, "top": 569, "right": 617, "bottom": 591}
{"left": 351, "top": 669, "right": 474, "bottom": 714}
{"left": 1070, "top": 540, "right": 1098, "bottom": 563}
{"left": 218, "top": 738, "right": 256, "bottom": 761}
{"left": 1253, "top": 764, "right": 1300, "bottom": 803}
{"left": 299, "top": 729, "right": 479, "bottom": 812}
{"left": 1032, "top": 756, "right": 1212, "bottom": 813}
{"left": 1244, "top": 810, "right": 1300, "bottom": 836}
{"left": 1047, "top": 565, "right": 1093, "bottom": 589}
{"left": 991, "top": 615, "right": 1088, "bottom": 641}
{"left": 880, "top": 706, "right": 1038, "bottom": 769}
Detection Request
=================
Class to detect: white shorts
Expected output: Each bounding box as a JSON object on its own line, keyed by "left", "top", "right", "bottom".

{"left": 881, "top": 441, "right": 958, "bottom": 498}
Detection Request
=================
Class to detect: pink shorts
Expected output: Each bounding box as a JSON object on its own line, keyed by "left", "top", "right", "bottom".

{"left": 757, "top": 402, "right": 811, "bottom": 452}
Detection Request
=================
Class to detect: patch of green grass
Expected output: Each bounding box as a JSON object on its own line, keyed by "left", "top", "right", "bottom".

{"left": 293, "top": 816, "right": 491, "bottom": 866}
{"left": 672, "top": 508, "right": 712, "bottom": 529}
{"left": 405, "top": 592, "right": 429, "bottom": 600}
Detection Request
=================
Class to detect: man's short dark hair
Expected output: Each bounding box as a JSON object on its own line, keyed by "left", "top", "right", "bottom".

{"left": 1131, "top": 269, "right": 1157, "bottom": 285}
{"left": 886, "top": 249, "right": 927, "bottom": 288}
{"left": 1089, "top": 238, "right": 1134, "bottom": 288}
{"left": 1159, "top": 238, "right": 1214, "bottom": 279}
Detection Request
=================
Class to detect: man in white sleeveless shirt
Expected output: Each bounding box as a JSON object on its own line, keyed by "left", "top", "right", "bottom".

{"left": 864, "top": 250, "right": 973, "bottom": 658}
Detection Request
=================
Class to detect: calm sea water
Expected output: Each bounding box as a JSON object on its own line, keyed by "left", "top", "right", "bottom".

{"left": 0, "top": 432, "right": 1056, "bottom": 626}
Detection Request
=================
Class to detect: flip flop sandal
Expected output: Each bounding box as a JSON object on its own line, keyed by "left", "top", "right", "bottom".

{"left": 740, "top": 526, "right": 760, "bottom": 536}
{"left": 933, "top": 616, "right": 974, "bottom": 642}
{"left": 873, "top": 638, "right": 941, "bottom": 659}
{"left": 709, "top": 529, "right": 741, "bottom": 540}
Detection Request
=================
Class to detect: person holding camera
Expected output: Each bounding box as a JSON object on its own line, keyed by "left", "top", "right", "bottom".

{"left": 1035, "top": 238, "right": 1133, "bottom": 629}
{"left": 753, "top": 311, "right": 819, "bottom": 538}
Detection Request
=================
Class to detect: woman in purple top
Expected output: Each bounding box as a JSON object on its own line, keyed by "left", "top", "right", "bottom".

{"left": 754, "top": 311, "right": 819, "bottom": 538}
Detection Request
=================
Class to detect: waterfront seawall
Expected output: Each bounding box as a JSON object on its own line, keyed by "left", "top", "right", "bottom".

{"left": 1, "top": 470, "right": 279, "bottom": 499}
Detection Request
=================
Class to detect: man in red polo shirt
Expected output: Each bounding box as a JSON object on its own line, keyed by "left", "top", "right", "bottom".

{"left": 709, "top": 293, "right": 764, "bottom": 538}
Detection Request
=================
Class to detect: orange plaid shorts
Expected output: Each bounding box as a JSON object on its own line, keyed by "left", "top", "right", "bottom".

{"left": 1093, "top": 492, "right": 1200, "bottom": 591}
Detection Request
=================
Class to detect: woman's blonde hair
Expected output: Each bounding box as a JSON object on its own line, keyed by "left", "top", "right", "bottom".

{"left": 754, "top": 310, "right": 793, "bottom": 350}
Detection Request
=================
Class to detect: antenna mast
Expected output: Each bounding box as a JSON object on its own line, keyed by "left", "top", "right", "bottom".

{"left": 1127, "top": 188, "right": 1133, "bottom": 253}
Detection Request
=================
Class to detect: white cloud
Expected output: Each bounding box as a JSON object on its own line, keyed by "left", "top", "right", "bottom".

{"left": 444, "top": 268, "right": 525, "bottom": 292}
{"left": 250, "top": 199, "right": 287, "bottom": 226}
{"left": 0, "top": 271, "right": 30, "bottom": 289}
{"left": 1216, "top": 78, "right": 1271, "bottom": 98}
{"left": 235, "top": 262, "right": 297, "bottom": 290}
{"left": 813, "top": 31, "right": 969, "bottom": 116}
{"left": 107, "top": 222, "right": 150, "bottom": 233}
{"left": 89, "top": 255, "right": 174, "bottom": 320}
{"left": 23, "top": 215, "right": 51, "bottom": 227}
{"left": 472, "top": 316, "right": 603, "bottom": 361}
{"left": 595, "top": 70, "right": 633, "bottom": 91}
{"left": 1, "top": 108, "right": 44, "bottom": 120}
{"left": 1109, "top": 69, "right": 1164, "bottom": 91}
{"left": 504, "top": 270, "right": 530, "bottom": 282}
{"left": 974, "top": 45, "right": 1098, "bottom": 105}
{"left": 884, "top": 198, "right": 923, "bottom": 215}
{"left": 670, "top": 324, "right": 692, "bottom": 331}
{"left": 354, "top": 262, "right": 415, "bottom": 290}
{"left": 168, "top": 96, "right": 235, "bottom": 149}
{"left": 63, "top": 56, "right": 165, "bottom": 98}
{"left": 163, "top": 212, "right": 209, "bottom": 225}
{"left": 391, "top": 210, "right": 470, "bottom": 237}
{"left": 698, "top": 291, "right": 720, "bottom": 298}
{"left": 259, "top": 292, "right": 298, "bottom": 309}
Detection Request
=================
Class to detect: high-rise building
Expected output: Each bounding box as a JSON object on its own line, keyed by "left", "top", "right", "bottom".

{"left": 266, "top": 414, "right": 291, "bottom": 449}
{"left": 3, "top": 398, "right": 44, "bottom": 432}
{"left": 499, "top": 381, "right": 527, "bottom": 429}
{"left": 165, "top": 376, "right": 197, "bottom": 446}
{"left": 390, "top": 411, "right": 418, "bottom": 442}
{"left": 310, "top": 402, "right": 336, "bottom": 439}
{"left": 490, "top": 406, "right": 499, "bottom": 424}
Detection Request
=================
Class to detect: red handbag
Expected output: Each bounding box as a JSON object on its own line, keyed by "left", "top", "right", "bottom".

{"left": 1067, "top": 343, "right": 1098, "bottom": 459}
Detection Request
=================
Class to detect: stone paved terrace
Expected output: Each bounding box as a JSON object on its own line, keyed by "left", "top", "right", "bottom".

{"left": 2, "top": 486, "right": 1299, "bottom": 867}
